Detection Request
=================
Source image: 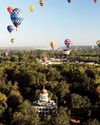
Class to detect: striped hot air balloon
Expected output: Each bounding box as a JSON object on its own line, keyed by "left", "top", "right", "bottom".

{"left": 64, "top": 39, "right": 72, "bottom": 48}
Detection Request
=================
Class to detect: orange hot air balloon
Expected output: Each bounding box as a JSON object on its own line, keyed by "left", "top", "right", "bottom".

{"left": 50, "top": 41, "right": 56, "bottom": 49}
{"left": 7, "top": 6, "right": 13, "bottom": 13}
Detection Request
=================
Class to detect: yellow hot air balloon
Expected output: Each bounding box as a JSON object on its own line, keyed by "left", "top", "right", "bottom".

{"left": 50, "top": 41, "right": 56, "bottom": 49}
{"left": 29, "top": 5, "right": 35, "bottom": 12}
{"left": 39, "top": 0, "right": 45, "bottom": 6}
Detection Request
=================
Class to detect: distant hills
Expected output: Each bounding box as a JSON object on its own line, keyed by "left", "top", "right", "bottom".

{"left": 0, "top": 45, "right": 98, "bottom": 50}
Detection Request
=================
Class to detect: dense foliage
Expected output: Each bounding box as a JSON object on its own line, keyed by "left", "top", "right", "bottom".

{"left": 0, "top": 48, "right": 100, "bottom": 125}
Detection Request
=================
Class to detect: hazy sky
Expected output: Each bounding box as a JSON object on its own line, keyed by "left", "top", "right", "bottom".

{"left": 0, "top": 0, "right": 100, "bottom": 47}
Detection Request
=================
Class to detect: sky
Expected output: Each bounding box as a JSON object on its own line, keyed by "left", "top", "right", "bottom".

{"left": 0, "top": 0, "right": 100, "bottom": 47}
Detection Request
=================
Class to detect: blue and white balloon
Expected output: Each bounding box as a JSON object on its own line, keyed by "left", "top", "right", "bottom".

{"left": 7, "top": 25, "right": 14, "bottom": 33}
{"left": 10, "top": 8, "right": 23, "bottom": 28}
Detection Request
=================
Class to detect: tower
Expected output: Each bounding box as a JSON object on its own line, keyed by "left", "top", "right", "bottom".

{"left": 39, "top": 86, "right": 48, "bottom": 102}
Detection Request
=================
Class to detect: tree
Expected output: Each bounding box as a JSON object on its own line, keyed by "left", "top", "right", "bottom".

{"left": 0, "top": 92, "right": 7, "bottom": 117}
{"left": 88, "top": 119, "right": 100, "bottom": 125}
{"left": 7, "top": 89, "right": 23, "bottom": 110}
{"left": 11, "top": 100, "right": 40, "bottom": 125}
{"left": 70, "top": 94, "right": 90, "bottom": 109}
{"left": 85, "top": 69, "right": 96, "bottom": 80}
{"left": 63, "top": 69, "right": 89, "bottom": 84}
{"left": 54, "top": 81, "right": 69, "bottom": 106}
{"left": 51, "top": 107, "right": 70, "bottom": 125}
{"left": 47, "top": 67, "right": 61, "bottom": 81}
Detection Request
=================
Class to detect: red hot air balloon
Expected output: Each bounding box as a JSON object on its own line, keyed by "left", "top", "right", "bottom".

{"left": 64, "top": 39, "right": 72, "bottom": 48}
{"left": 7, "top": 6, "right": 13, "bottom": 13}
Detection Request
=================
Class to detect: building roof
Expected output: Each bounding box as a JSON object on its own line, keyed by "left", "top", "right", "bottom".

{"left": 41, "top": 89, "right": 48, "bottom": 94}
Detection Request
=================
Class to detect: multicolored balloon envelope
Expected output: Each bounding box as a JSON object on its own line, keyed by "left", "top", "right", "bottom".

{"left": 7, "top": 25, "right": 14, "bottom": 33}
{"left": 96, "top": 40, "right": 100, "bottom": 48}
{"left": 64, "top": 39, "right": 72, "bottom": 48}
{"left": 10, "top": 8, "right": 23, "bottom": 28}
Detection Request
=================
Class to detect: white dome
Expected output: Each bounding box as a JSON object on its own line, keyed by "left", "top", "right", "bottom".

{"left": 41, "top": 89, "right": 48, "bottom": 94}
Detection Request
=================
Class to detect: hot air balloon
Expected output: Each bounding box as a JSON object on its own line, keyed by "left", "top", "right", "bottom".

{"left": 10, "top": 8, "right": 23, "bottom": 29}
{"left": 93, "top": 0, "right": 97, "bottom": 3}
{"left": 7, "top": 25, "right": 14, "bottom": 33}
{"left": 67, "top": 0, "right": 71, "bottom": 3}
{"left": 50, "top": 41, "right": 56, "bottom": 49}
{"left": 96, "top": 40, "right": 100, "bottom": 48}
{"left": 2, "top": 51, "right": 9, "bottom": 57}
{"left": 64, "top": 39, "right": 72, "bottom": 48}
{"left": 41, "top": 55, "right": 47, "bottom": 62}
{"left": 29, "top": 5, "right": 35, "bottom": 12}
{"left": 11, "top": 38, "right": 15, "bottom": 43}
{"left": 39, "top": 0, "right": 45, "bottom": 6}
{"left": 7, "top": 6, "right": 13, "bottom": 13}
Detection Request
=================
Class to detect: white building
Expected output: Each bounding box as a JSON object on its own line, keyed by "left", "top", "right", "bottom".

{"left": 63, "top": 50, "right": 71, "bottom": 55}
{"left": 32, "top": 88, "right": 57, "bottom": 116}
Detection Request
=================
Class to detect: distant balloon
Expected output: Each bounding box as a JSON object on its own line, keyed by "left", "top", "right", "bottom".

{"left": 7, "top": 6, "right": 13, "bottom": 13}
{"left": 93, "top": 0, "right": 97, "bottom": 3}
{"left": 10, "top": 8, "right": 23, "bottom": 28}
{"left": 2, "top": 51, "right": 9, "bottom": 57}
{"left": 41, "top": 55, "right": 47, "bottom": 62}
{"left": 5, "top": 52, "right": 9, "bottom": 57}
{"left": 64, "top": 39, "right": 72, "bottom": 48}
{"left": 67, "top": 0, "right": 71, "bottom": 3}
{"left": 96, "top": 40, "right": 100, "bottom": 48}
{"left": 7, "top": 25, "right": 14, "bottom": 33}
{"left": 50, "top": 41, "right": 56, "bottom": 49}
{"left": 29, "top": 5, "right": 35, "bottom": 12}
{"left": 11, "top": 38, "right": 15, "bottom": 43}
{"left": 39, "top": 0, "right": 45, "bottom": 6}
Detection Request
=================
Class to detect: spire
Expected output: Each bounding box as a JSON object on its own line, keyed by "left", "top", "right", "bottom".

{"left": 40, "top": 85, "right": 48, "bottom": 102}
{"left": 43, "top": 85, "right": 45, "bottom": 89}
{"left": 41, "top": 85, "right": 48, "bottom": 94}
